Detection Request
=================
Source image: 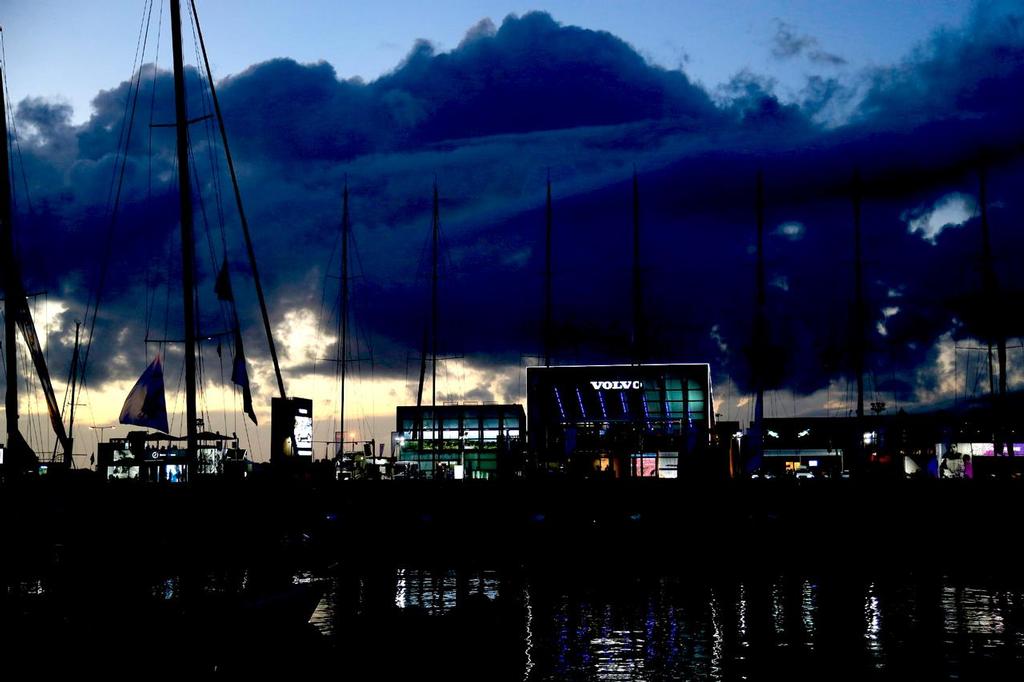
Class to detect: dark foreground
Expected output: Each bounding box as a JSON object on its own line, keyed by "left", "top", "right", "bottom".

{"left": 2, "top": 478, "right": 1022, "bottom": 678}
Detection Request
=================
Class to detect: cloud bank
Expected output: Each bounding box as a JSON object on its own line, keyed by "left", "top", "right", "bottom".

{"left": 6, "top": 5, "right": 1024, "bottom": 454}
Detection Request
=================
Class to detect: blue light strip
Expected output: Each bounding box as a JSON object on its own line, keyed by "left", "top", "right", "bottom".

{"left": 575, "top": 386, "right": 587, "bottom": 420}
{"left": 642, "top": 391, "right": 652, "bottom": 431}
{"left": 598, "top": 389, "right": 608, "bottom": 420}
{"left": 620, "top": 391, "right": 629, "bottom": 417}
{"left": 553, "top": 386, "right": 566, "bottom": 421}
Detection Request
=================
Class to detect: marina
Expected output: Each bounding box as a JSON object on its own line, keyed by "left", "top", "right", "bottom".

{"left": 2, "top": 0, "right": 1024, "bottom": 677}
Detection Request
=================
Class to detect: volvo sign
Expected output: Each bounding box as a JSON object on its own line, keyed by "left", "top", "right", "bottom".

{"left": 589, "top": 380, "right": 644, "bottom": 390}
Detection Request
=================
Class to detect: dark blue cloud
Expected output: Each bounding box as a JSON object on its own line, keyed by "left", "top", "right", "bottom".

{"left": 7, "top": 5, "right": 1024, "bottom": 411}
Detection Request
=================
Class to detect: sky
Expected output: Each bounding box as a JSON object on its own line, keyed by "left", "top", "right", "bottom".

{"left": 3, "top": 0, "right": 1024, "bottom": 464}
{"left": 4, "top": 1, "right": 970, "bottom": 124}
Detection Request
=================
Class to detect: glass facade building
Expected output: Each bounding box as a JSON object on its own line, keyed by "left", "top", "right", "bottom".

{"left": 395, "top": 404, "right": 525, "bottom": 479}
{"left": 527, "top": 363, "right": 714, "bottom": 478}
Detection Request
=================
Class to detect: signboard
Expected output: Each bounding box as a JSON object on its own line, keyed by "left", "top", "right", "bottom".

{"left": 271, "top": 397, "right": 314, "bottom": 462}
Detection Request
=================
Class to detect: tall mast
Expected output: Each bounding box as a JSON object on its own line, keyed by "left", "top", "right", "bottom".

{"left": 1, "top": 64, "right": 71, "bottom": 462}
{"left": 632, "top": 169, "right": 643, "bottom": 365}
{"left": 1, "top": 64, "right": 18, "bottom": 454}
{"left": 339, "top": 180, "right": 350, "bottom": 452}
{"left": 544, "top": 171, "right": 553, "bottom": 367}
{"left": 190, "top": 0, "right": 286, "bottom": 399}
{"left": 752, "top": 170, "right": 766, "bottom": 465}
{"left": 978, "top": 162, "right": 1006, "bottom": 452}
{"left": 853, "top": 170, "right": 865, "bottom": 421}
{"left": 65, "top": 322, "right": 82, "bottom": 467}
{"left": 431, "top": 181, "right": 439, "bottom": 470}
{"left": 170, "top": 0, "right": 198, "bottom": 457}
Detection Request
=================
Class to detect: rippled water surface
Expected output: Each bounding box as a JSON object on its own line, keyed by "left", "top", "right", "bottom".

{"left": 8, "top": 564, "right": 1024, "bottom": 679}
{"left": 302, "top": 568, "right": 1024, "bottom": 680}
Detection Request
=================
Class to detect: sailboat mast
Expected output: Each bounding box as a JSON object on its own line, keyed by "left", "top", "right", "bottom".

{"left": 65, "top": 322, "right": 81, "bottom": 467}
{"left": 339, "top": 180, "right": 350, "bottom": 452}
{"left": 1, "top": 64, "right": 18, "bottom": 452}
{"left": 753, "top": 170, "right": 766, "bottom": 464}
{"left": 632, "top": 170, "right": 643, "bottom": 365}
{"left": 431, "top": 181, "right": 439, "bottom": 470}
{"left": 978, "top": 162, "right": 1006, "bottom": 451}
{"left": 544, "top": 171, "right": 553, "bottom": 367}
{"left": 170, "top": 0, "right": 198, "bottom": 457}
{"left": 853, "top": 171, "right": 865, "bottom": 421}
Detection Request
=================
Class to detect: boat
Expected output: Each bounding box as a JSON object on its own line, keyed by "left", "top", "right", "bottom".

{"left": 82, "top": 0, "right": 300, "bottom": 480}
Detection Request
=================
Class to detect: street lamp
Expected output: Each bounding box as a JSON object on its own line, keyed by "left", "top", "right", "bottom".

{"left": 90, "top": 425, "right": 117, "bottom": 443}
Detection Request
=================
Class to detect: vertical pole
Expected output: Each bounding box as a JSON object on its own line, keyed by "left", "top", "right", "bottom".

{"left": 853, "top": 171, "right": 865, "bottom": 422}
{"left": 339, "top": 180, "right": 349, "bottom": 456}
{"left": 632, "top": 169, "right": 642, "bottom": 365}
{"left": 432, "top": 181, "right": 439, "bottom": 476}
{"left": 544, "top": 171, "right": 553, "bottom": 367}
{"left": 170, "top": 0, "right": 198, "bottom": 459}
{"left": 753, "top": 170, "right": 766, "bottom": 468}
{"left": 979, "top": 163, "right": 1005, "bottom": 454}
{"left": 65, "top": 322, "right": 81, "bottom": 467}
{"left": 0, "top": 65, "right": 18, "bottom": 454}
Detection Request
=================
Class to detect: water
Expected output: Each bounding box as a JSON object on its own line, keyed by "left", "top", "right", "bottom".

{"left": 6, "top": 564, "right": 1024, "bottom": 678}
{"left": 312, "top": 568, "right": 1024, "bottom": 680}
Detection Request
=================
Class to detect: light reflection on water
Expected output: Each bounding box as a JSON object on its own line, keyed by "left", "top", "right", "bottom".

{"left": 7, "top": 568, "right": 1024, "bottom": 678}
{"left": 306, "top": 570, "right": 1024, "bottom": 680}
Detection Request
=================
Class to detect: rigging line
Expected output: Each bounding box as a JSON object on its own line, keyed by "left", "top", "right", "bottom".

{"left": 19, "top": 340, "right": 40, "bottom": 451}
{"left": 231, "top": 363, "right": 238, "bottom": 438}
{"left": 217, "top": 340, "right": 227, "bottom": 436}
{"left": 161, "top": 169, "right": 176, "bottom": 360}
{"left": 169, "top": 349, "right": 186, "bottom": 435}
{"left": 2, "top": 31, "right": 37, "bottom": 220}
{"left": 188, "top": 140, "right": 233, "bottom": 346}
{"left": 103, "top": 0, "right": 153, "bottom": 217}
{"left": 186, "top": 3, "right": 228, "bottom": 252}
{"left": 146, "top": 0, "right": 164, "bottom": 200}
{"left": 313, "top": 215, "right": 343, "bottom": 382}
{"left": 196, "top": 339, "right": 210, "bottom": 432}
{"left": 240, "top": 386, "right": 254, "bottom": 458}
{"left": 79, "top": 0, "right": 155, "bottom": 393}
{"left": 190, "top": 0, "right": 287, "bottom": 399}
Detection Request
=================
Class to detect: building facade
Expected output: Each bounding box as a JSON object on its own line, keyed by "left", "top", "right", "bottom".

{"left": 526, "top": 363, "right": 714, "bottom": 478}
{"left": 395, "top": 404, "right": 525, "bottom": 479}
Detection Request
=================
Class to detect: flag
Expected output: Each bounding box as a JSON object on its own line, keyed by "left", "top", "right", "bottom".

{"left": 119, "top": 356, "right": 169, "bottom": 433}
{"left": 215, "top": 258, "right": 234, "bottom": 302}
{"left": 232, "top": 327, "right": 258, "bottom": 425}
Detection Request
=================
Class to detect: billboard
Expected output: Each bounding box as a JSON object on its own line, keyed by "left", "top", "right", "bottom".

{"left": 271, "top": 397, "right": 314, "bottom": 463}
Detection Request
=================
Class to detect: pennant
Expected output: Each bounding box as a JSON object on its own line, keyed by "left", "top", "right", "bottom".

{"left": 215, "top": 258, "right": 234, "bottom": 302}
{"left": 119, "top": 356, "right": 169, "bottom": 433}
{"left": 231, "top": 328, "right": 258, "bottom": 425}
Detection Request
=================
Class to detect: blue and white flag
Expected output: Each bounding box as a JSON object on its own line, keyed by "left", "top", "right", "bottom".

{"left": 119, "top": 356, "right": 169, "bottom": 433}
{"left": 232, "top": 328, "right": 258, "bottom": 426}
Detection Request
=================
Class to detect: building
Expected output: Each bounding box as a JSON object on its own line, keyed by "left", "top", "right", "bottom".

{"left": 97, "top": 431, "right": 249, "bottom": 482}
{"left": 526, "top": 363, "right": 714, "bottom": 478}
{"left": 755, "top": 417, "right": 849, "bottom": 477}
{"left": 395, "top": 404, "right": 525, "bottom": 479}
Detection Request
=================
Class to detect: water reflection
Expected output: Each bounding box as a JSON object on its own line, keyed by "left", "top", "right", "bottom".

{"left": 7, "top": 564, "right": 1024, "bottom": 679}
{"left": 304, "top": 568, "right": 1024, "bottom": 680}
